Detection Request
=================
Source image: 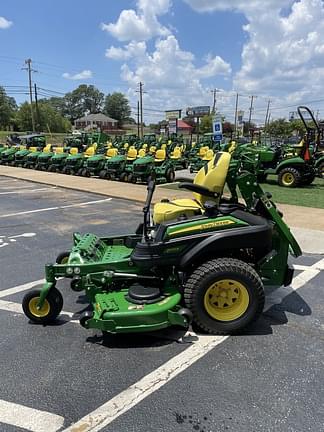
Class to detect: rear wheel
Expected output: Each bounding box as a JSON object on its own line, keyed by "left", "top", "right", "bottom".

{"left": 120, "top": 172, "right": 128, "bottom": 182}
{"left": 99, "top": 169, "right": 107, "bottom": 179}
{"left": 318, "top": 161, "right": 324, "bottom": 179}
{"left": 301, "top": 172, "right": 316, "bottom": 185}
{"left": 56, "top": 251, "right": 70, "bottom": 264}
{"left": 184, "top": 258, "right": 264, "bottom": 335}
{"left": 165, "top": 167, "right": 175, "bottom": 183}
{"left": 22, "top": 287, "right": 63, "bottom": 324}
{"left": 278, "top": 167, "right": 301, "bottom": 187}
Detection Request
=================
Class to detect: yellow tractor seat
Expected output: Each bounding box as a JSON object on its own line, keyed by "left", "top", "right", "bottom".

{"left": 153, "top": 152, "right": 231, "bottom": 224}
{"left": 155, "top": 149, "right": 166, "bottom": 163}
{"left": 150, "top": 145, "right": 157, "bottom": 154}
{"left": 43, "top": 144, "right": 52, "bottom": 153}
{"left": 29, "top": 147, "right": 37, "bottom": 153}
{"left": 138, "top": 149, "right": 146, "bottom": 158}
{"left": 199, "top": 146, "right": 209, "bottom": 157}
{"left": 161, "top": 143, "right": 167, "bottom": 150}
{"left": 70, "top": 147, "right": 78, "bottom": 155}
{"left": 84, "top": 146, "right": 95, "bottom": 157}
{"left": 203, "top": 149, "right": 214, "bottom": 161}
{"left": 107, "top": 148, "right": 118, "bottom": 158}
{"left": 127, "top": 147, "right": 138, "bottom": 160}
{"left": 170, "top": 147, "right": 182, "bottom": 159}
{"left": 54, "top": 147, "right": 64, "bottom": 154}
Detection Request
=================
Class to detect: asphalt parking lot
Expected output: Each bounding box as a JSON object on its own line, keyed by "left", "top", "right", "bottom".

{"left": 0, "top": 175, "right": 323, "bottom": 432}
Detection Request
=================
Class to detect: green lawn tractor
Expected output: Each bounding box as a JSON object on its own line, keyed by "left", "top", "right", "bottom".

{"left": 297, "top": 105, "right": 324, "bottom": 179}
{"left": 0, "top": 144, "right": 21, "bottom": 165}
{"left": 22, "top": 151, "right": 301, "bottom": 338}
{"left": 99, "top": 154, "right": 129, "bottom": 181}
{"left": 47, "top": 147, "right": 73, "bottom": 173}
{"left": 24, "top": 144, "right": 53, "bottom": 169}
{"left": 13, "top": 134, "right": 47, "bottom": 167}
{"left": 233, "top": 113, "right": 316, "bottom": 187}
{"left": 62, "top": 144, "right": 98, "bottom": 175}
{"left": 130, "top": 148, "right": 175, "bottom": 184}
{"left": 81, "top": 145, "right": 114, "bottom": 177}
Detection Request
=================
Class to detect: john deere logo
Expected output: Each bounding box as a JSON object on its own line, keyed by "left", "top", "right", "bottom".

{"left": 169, "top": 220, "right": 235, "bottom": 237}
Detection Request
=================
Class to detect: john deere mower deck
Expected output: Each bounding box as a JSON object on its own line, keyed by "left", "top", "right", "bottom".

{"left": 22, "top": 151, "right": 301, "bottom": 337}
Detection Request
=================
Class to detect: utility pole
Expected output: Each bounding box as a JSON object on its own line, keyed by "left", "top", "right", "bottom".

{"left": 234, "top": 93, "right": 239, "bottom": 137}
{"left": 248, "top": 95, "right": 256, "bottom": 129}
{"left": 34, "top": 83, "right": 40, "bottom": 131}
{"left": 137, "top": 101, "right": 140, "bottom": 138}
{"left": 22, "top": 59, "right": 37, "bottom": 131}
{"left": 211, "top": 89, "right": 218, "bottom": 114}
{"left": 136, "top": 82, "right": 146, "bottom": 138}
{"left": 264, "top": 99, "right": 271, "bottom": 129}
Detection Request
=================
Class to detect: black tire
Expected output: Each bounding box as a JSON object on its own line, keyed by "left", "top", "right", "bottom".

{"left": 127, "top": 173, "right": 134, "bottom": 183}
{"left": 99, "top": 169, "right": 107, "bottom": 179}
{"left": 317, "top": 161, "right": 324, "bottom": 179}
{"left": 56, "top": 251, "right": 70, "bottom": 264}
{"left": 182, "top": 160, "right": 189, "bottom": 169}
{"left": 77, "top": 168, "right": 83, "bottom": 176}
{"left": 301, "top": 173, "right": 316, "bottom": 185}
{"left": 277, "top": 167, "right": 301, "bottom": 187}
{"left": 61, "top": 166, "right": 68, "bottom": 175}
{"left": 166, "top": 168, "right": 175, "bottom": 183}
{"left": 257, "top": 173, "right": 267, "bottom": 183}
{"left": 79, "top": 311, "right": 94, "bottom": 328}
{"left": 120, "top": 172, "right": 128, "bottom": 182}
{"left": 81, "top": 168, "right": 88, "bottom": 177}
{"left": 184, "top": 258, "right": 265, "bottom": 335}
{"left": 22, "top": 287, "right": 63, "bottom": 324}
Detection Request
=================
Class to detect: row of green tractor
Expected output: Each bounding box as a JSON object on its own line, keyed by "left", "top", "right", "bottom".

{"left": 1, "top": 106, "right": 323, "bottom": 187}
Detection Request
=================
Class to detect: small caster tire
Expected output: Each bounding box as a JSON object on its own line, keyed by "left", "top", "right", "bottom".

{"left": 79, "top": 311, "right": 94, "bottom": 328}
{"left": 22, "top": 287, "right": 63, "bottom": 324}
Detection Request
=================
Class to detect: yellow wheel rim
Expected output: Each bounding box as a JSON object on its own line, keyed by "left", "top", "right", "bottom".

{"left": 61, "top": 256, "right": 69, "bottom": 264}
{"left": 204, "top": 279, "right": 250, "bottom": 322}
{"left": 28, "top": 297, "right": 50, "bottom": 318}
{"left": 282, "top": 172, "right": 295, "bottom": 186}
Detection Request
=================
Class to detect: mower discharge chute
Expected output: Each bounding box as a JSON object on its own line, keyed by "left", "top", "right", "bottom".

{"left": 22, "top": 151, "right": 301, "bottom": 337}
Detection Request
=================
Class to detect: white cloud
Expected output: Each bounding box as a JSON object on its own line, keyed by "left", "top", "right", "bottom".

{"left": 0, "top": 16, "right": 13, "bottom": 29}
{"left": 62, "top": 70, "right": 93, "bottom": 80}
{"left": 183, "top": 0, "right": 324, "bottom": 119}
{"left": 105, "top": 41, "right": 147, "bottom": 60}
{"left": 118, "top": 35, "right": 231, "bottom": 114}
{"left": 101, "top": 0, "right": 171, "bottom": 41}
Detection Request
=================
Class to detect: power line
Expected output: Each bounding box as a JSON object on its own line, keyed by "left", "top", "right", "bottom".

{"left": 22, "top": 59, "right": 37, "bottom": 131}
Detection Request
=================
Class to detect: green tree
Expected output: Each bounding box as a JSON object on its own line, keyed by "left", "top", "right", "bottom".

{"left": 16, "top": 101, "right": 71, "bottom": 133}
{"left": 103, "top": 92, "right": 131, "bottom": 127}
{"left": 264, "top": 118, "right": 291, "bottom": 138}
{"left": 199, "top": 114, "right": 212, "bottom": 134}
{"left": 0, "top": 87, "right": 17, "bottom": 129}
{"left": 64, "top": 85, "right": 104, "bottom": 121}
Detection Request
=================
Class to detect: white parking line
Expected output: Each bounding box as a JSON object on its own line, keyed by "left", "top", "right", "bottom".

{"left": 0, "top": 187, "right": 57, "bottom": 195}
{"left": 0, "top": 198, "right": 112, "bottom": 218}
{"left": 62, "top": 259, "right": 324, "bottom": 432}
{"left": 0, "top": 399, "right": 64, "bottom": 432}
{"left": 0, "top": 260, "right": 322, "bottom": 432}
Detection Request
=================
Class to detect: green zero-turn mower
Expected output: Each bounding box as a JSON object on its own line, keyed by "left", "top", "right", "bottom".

{"left": 22, "top": 151, "right": 301, "bottom": 336}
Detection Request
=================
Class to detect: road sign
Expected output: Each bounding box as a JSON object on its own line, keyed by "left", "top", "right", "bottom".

{"left": 168, "top": 119, "right": 178, "bottom": 134}
{"left": 186, "top": 106, "right": 210, "bottom": 117}
{"left": 213, "top": 115, "right": 222, "bottom": 140}
{"left": 165, "top": 110, "right": 181, "bottom": 120}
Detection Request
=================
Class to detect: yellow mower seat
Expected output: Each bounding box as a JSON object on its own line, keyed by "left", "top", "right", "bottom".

{"left": 54, "top": 147, "right": 64, "bottom": 154}
{"left": 70, "top": 147, "right": 78, "bottom": 155}
{"left": 84, "top": 146, "right": 95, "bottom": 157}
{"left": 138, "top": 149, "right": 146, "bottom": 157}
{"left": 107, "top": 148, "right": 118, "bottom": 158}
{"left": 43, "top": 144, "right": 52, "bottom": 153}
{"left": 153, "top": 152, "right": 231, "bottom": 224}
{"left": 170, "top": 147, "right": 182, "bottom": 159}
{"left": 155, "top": 149, "right": 166, "bottom": 162}
{"left": 203, "top": 149, "right": 214, "bottom": 161}
{"left": 199, "top": 146, "right": 209, "bottom": 157}
{"left": 127, "top": 147, "right": 137, "bottom": 160}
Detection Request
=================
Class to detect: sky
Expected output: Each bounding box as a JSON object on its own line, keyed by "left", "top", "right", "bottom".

{"left": 1, "top": 0, "right": 324, "bottom": 124}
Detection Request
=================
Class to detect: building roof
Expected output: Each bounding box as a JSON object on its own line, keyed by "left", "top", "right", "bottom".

{"left": 75, "top": 113, "right": 118, "bottom": 123}
{"left": 177, "top": 119, "right": 193, "bottom": 130}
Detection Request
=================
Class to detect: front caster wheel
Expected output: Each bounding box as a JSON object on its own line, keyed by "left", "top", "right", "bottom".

{"left": 22, "top": 287, "right": 63, "bottom": 324}
{"left": 79, "top": 311, "right": 94, "bottom": 328}
{"left": 56, "top": 251, "right": 70, "bottom": 264}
